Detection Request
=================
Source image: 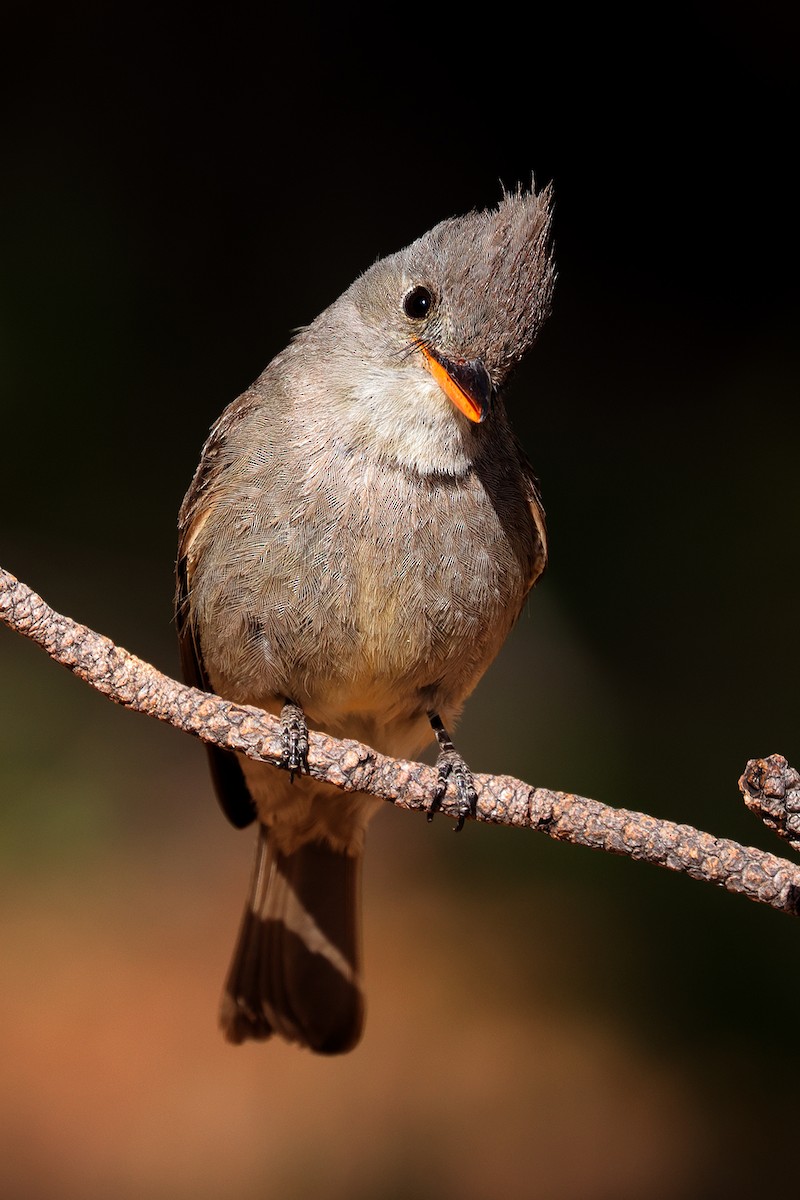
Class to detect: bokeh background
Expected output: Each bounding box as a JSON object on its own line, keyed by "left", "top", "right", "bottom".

{"left": 1, "top": 6, "right": 798, "bottom": 1198}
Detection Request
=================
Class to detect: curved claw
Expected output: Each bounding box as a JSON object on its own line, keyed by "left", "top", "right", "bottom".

{"left": 279, "top": 701, "right": 309, "bottom": 781}
{"left": 430, "top": 748, "right": 477, "bottom": 832}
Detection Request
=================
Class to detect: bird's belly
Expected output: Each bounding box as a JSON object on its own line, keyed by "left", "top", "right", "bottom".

{"left": 199, "top": 462, "right": 537, "bottom": 748}
{"left": 274, "top": 548, "right": 521, "bottom": 738}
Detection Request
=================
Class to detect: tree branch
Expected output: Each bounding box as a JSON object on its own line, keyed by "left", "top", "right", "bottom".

{"left": 2, "top": 564, "right": 798, "bottom": 917}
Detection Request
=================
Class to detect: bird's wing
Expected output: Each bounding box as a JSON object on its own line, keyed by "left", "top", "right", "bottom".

{"left": 517, "top": 440, "right": 548, "bottom": 594}
{"left": 175, "top": 400, "right": 258, "bottom": 829}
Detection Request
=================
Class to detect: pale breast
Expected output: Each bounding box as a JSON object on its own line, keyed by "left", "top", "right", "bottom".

{"left": 189, "top": 413, "right": 542, "bottom": 739}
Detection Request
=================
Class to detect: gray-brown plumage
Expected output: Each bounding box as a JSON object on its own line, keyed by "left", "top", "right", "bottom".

{"left": 176, "top": 182, "right": 555, "bottom": 1054}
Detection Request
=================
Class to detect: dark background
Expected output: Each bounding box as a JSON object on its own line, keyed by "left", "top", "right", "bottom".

{"left": 1, "top": 6, "right": 798, "bottom": 1199}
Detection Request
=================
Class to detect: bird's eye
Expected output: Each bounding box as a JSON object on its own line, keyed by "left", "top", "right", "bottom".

{"left": 403, "top": 285, "right": 434, "bottom": 320}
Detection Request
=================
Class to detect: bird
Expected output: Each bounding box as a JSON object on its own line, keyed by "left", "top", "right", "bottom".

{"left": 175, "top": 181, "right": 555, "bottom": 1054}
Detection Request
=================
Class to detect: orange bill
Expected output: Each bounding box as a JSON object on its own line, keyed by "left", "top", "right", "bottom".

{"left": 419, "top": 344, "right": 490, "bottom": 423}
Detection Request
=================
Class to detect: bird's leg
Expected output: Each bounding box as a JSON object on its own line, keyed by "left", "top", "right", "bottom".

{"left": 279, "top": 699, "right": 309, "bottom": 782}
{"left": 427, "top": 712, "right": 478, "bottom": 832}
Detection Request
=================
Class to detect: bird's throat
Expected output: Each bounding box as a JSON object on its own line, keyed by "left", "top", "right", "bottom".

{"left": 347, "top": 367, "right": 477, "bottom": 476}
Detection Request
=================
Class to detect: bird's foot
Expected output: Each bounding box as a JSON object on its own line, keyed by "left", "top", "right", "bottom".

{"left": 430, "top": 748, "right": 478, "bottom": 832}
{"left": 427, "top": 712, "right": 477, "bottom": 832}
{"left": 279, "top": 701, "right": 309, "bottom": 782}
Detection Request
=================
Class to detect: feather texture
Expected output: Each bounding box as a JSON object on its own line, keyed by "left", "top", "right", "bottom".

{"left": 176, "top": 182, "right": 554, "bottom": 1052}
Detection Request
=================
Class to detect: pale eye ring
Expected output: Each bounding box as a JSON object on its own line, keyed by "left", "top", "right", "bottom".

{"left": 402, "top": 285, "right": 434, "bottom": 320}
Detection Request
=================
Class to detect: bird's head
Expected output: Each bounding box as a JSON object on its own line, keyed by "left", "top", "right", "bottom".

{"left": 350, "top": 181, "right": 555, "bottom": 426}
{"left": 297, "top": 182, "right": 555, "bottom": 474}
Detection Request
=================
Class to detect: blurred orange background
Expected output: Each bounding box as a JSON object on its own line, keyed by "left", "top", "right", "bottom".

{"left": 1, "top": 7, "right": 798, "bottom": 1199}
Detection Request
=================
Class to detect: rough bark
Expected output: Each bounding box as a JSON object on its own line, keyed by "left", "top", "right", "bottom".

{"left": 2, "top": 565, "right": 798, "bottom": 917}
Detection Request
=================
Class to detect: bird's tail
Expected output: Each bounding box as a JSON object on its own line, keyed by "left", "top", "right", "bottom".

{"left": 220, "top": 824, "right": 365, "bottom": 1054}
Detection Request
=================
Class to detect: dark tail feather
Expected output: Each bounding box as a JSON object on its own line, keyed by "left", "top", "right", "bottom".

{"left": 220, "top": 825, "right": 365, "bottom": 1054}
